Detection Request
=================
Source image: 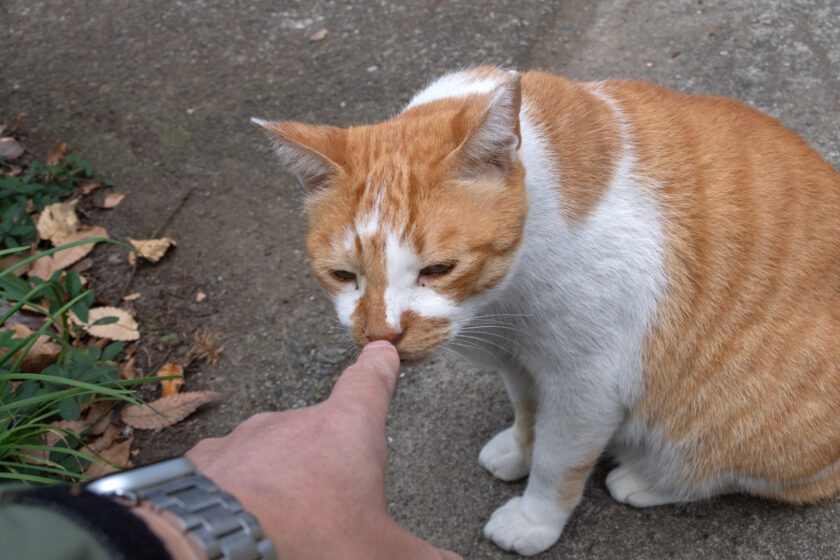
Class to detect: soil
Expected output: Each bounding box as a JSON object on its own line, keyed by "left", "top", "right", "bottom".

{"left": 2, "top": 1, "right": 839, "bottom": 558}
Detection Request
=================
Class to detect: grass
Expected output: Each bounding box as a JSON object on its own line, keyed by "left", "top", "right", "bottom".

{"left": 0, "top": 151, "right": 160, "bottom": 485}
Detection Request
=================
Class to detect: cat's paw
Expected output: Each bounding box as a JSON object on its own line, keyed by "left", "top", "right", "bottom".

{"left": 479, "top": 426, "right": 530, "bottom": 481}
{"left": 483, "top": 496, "right": 566, "bottom": 556}
{"left": 606, "top": 465, "right": 682, "bottom": 508}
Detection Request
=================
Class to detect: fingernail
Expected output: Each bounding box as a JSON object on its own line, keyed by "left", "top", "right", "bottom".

{"left": 362, "top": 340, "right": 393, "bottom": 352}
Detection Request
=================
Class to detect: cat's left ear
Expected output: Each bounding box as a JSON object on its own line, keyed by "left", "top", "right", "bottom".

{"left": 451, "top": 72, "right": 522, "bottom": 176}
{"left": 251, "top": 119, "right": 347, "bottom": 193}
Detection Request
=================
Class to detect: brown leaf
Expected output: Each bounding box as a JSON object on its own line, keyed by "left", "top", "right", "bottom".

{"left": 87, "top": 402, "right": 115, "bottom": 435}
{"left": 102, "top": 192, "right": 126, "bottom": 208}
{"left": 119, "top": 355, "right": 137, "bottom": 380}
{"left": 91, "top": 422, "right": 122, "bottom": 452}
{"left": 127, "top": 237, "right": 176, "bottom": 266}
{"left": 36, "top": 201, "right": 79, "bottom": 244}
{"left": 187, "top": 327, "right": 223, "bottom": 365}
{"left": 4, "top": 324, "right": 61, "bottom": 372}
{"left": 121, "top": 391, "right": 223, "bottom": 430}
{"left": 122, "top": 292, "right": 141, "bottom": 301}
{"left": 0, "top": 254, "right": 32, "bottom": 277}
{"left": 28, "top": 226, "right": 110, "bottom": 280}
{"left": 71, "top": 306, "right": 139, "bottom": 341}
{"left": 83, "top": 436, "right": 133, "bottom": 478}
{"left": 0, "top": 137, "right": 25, "bottom": 160}
{"left": 157, "top": 363, "right": 184, "bottom": 397}
{"left": 80, "top": 181, "right": 102, "bottom": 195}
{"left": 46, "top": 141, "right": 67, "bottom": 166}
{"left": 12, "top": 112, "right": 28, "bottom": 129}
{"left": 309, "top": 28, "right": 328, "bottom": 41}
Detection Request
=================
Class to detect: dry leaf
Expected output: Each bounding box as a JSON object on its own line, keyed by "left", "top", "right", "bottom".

{"left": 6, "top": 324, "right": 61, "bottom": 372}
{"left": 158, "top": 363, "right": 185, "bottom": 397}
{"left": 46, "top": 141, "right": 67, "bottom": 166}
{"left": 83, "top": 436, "right": 133, "bottom": 478}
{"left": 309, "top": 28, "right": 328, "bottom": 41}
{"left": 91, "top": 422, "right": 122, "bottom": 452}
{"left": 72, "top": 306, "right": 139, "bottom": 341}
{"left": 102, "top": 192, "right": 126, "bottom": 208}
{"left": 80, "top": 181, "right": 102, "bottom": 195}
{"left": 28, "top": 226, "right": 109, "bottom": 280}
{"left": 119, "top": 355, "right": 137, "bottom": 380}
{"left": 195, "top": 291, "right": 207, "bottom": 302}
{"left": 0, "top": 137, "right": 25, "bottom": 160}
{"left": 187, "top": 328, "right": 223, "bottom": 365}
{"left": 127, "top": 237, "right": 176, "bottom": 266}
{"left": 24, "top": 419, "right": 93, "bottom": 464}
{"left": 36, "top": 201, "right": 79, "bottom": 244}
{"left": 87, "top": 402, "right": 115, "bottom": 435}
{"left": 0, "top": 254, "right": 31, "bottom": 277}
{"left": 121, "top": 391, "right": 223, "bottom": 430}
{"left": 71, "top": 257, "right": 93, "bottom": 273}
{"left": 123, "top": 292, "right": 141, "bottom": 301}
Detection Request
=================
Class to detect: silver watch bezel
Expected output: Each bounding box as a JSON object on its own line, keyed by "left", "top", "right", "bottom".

{"left": 87, "top": 456, "right": 196, "bottom": 500}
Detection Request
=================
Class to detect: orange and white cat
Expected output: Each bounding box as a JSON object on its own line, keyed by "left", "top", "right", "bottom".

{"left": 254, "top": 67, "right": 840, "bottom": 556}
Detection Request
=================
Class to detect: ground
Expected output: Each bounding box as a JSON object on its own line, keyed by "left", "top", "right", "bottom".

{"left": 2, "top": 0, "right": 839, "bottom": 558}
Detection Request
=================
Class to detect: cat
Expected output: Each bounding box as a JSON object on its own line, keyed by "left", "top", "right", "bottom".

{"left": 253, "top": 66, "right": 840, "bottom": 556}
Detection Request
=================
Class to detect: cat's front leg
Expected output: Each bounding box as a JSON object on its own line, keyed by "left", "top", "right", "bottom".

{"left": 479, "top": 363, "right": 535, "bottom": 481}
{"left": 483, "top": 370, "right": 622, "bottom": 556}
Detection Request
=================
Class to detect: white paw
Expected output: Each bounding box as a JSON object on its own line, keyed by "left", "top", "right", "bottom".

{"left": 606, "top": 465, "right": 681, "bottom": 508}
{"left": 479, "top": 426, "right": 530, "bottom": 481}
{"left": 483, "top": 496, "right": 565, "bottom": 556}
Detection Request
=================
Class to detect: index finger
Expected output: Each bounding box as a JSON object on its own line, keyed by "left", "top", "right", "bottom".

{"left": 328, "top": 341, "right": 400, "bottom": 425}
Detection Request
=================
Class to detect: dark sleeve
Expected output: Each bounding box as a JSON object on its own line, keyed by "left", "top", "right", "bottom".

{"left": 0, "top": 484, "right": 172, "bottom": 560}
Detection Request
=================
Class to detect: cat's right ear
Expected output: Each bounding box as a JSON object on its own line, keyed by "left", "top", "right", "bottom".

{"left": 251, "top": 119, "right": 347, "bottom": 193}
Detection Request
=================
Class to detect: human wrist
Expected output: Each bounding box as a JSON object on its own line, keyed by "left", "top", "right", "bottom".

{"left": 130, "top": 501, "right": 204, "bottom": 560}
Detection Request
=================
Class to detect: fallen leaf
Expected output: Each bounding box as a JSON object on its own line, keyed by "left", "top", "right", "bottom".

{"left": 187, "top": 328, "right": 223, "bottom": 365}
{"left": 36, "top": 201, "right": 79, "bottom": 244}
{"left": 91, "top": 422, "right": 122, "bottom": 452}
{"left": 87, "top": 402, "right": 115, "bottom": 435}
{"left": 6, "top": 324, "right": 61, "bottom": 372}
{"left": 24, "top": 418, "right": 94, "bottom": 464}
{"left": 123, "top": 292, "right": 141, "bottom": 301}
{"left": 309, "top": 28, "right": 328, "bottom": 41}
{"left": 127, "top": 237, "right": 176, "bottom": 266}
{"left": 71, "top": 257, "right": 93, "bottom": 273}
{"left": 102, "top": 192, "right": 126, "bottom": 208}
{"left": 0, "top": 254, "right": 31, "bottom": 277}
{"left": 28, "top": 226, "right": 109, "bottom": 280}
{"left": 121, "top": 391, "right": 223, "bottom": 430}
{"left": 80, "top": 181, "right": 102, "bottom": 195}
{"left": 72, "top": 306, "right": 139, "bottom": 341}
{"left": 119, "top": 355, "right": 136, "bottom": 380}
{"left": 83, "top": 436, "right": 133, "bottom": 478}
{"left": 12, "top": 112, "right": 28, "bottom": 129}
{"left": 157, "top": 363, "right": 184, "bottom": 397}
{"left": 0, "top": 303, "right": 45, "bottom": 330}
{"left": 0, "top": 137, "right": 25, "bottom": 160}
{"left": 195, "top": 291, "right": 207, "bottom": 302}
{"left": 46, "top": 141, "right": 67, "bottom": 166}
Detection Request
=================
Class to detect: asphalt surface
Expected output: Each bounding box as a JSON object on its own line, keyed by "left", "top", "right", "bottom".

{"left": 2, "top": 1, "right": 839, "bottom": 558}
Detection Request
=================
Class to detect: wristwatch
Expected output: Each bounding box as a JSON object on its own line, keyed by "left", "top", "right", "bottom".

{"left": 88, "top": 457, "right": 277, "bottom": 560}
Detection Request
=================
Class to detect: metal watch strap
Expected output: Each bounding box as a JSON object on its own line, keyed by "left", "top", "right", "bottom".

{"left": 137, "top": 471, "right": 277, "bottom": 560}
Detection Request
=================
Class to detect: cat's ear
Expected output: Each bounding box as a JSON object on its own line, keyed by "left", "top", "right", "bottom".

{"left": 451, "top": 72, "right": 522, "bottom": 177}
{"left": 251, "top": 119, "right": 347, "bottom": 192}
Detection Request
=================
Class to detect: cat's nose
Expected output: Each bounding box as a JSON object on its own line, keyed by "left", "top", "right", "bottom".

{"left": 365, "top": 328, "right": 404, "bottom": 345}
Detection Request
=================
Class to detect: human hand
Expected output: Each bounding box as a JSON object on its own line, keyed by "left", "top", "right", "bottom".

{"left": 186, "top": 341, "right": 461, "bottom": 560}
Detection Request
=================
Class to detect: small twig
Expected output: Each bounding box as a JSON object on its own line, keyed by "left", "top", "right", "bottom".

{"left": 150, "top": 188, "right": 192, "bottom": 239}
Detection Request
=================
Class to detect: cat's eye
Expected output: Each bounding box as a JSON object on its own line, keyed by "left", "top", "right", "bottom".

{"left": 332, "top": 270, "right": 357, "bottom": 282}
{"left": 420, "top": 263, "right": 455, "bottom": 277}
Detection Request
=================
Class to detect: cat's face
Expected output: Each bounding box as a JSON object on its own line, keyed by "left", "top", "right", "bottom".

{"left": 256, "top": 73, "right": 527, "bottom": 360}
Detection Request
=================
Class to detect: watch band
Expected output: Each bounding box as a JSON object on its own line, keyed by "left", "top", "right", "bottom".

{"left": 88, "top": 457, "right": 277, "bottom": 560}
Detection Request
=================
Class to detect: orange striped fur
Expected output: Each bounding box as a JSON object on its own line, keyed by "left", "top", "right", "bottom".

{"left": 255, "top": 67, "right": 840, "bottom": 555}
